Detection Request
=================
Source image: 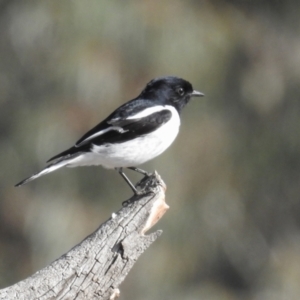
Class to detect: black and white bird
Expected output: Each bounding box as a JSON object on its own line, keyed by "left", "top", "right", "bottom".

{"left": 16, "top": 76, "right": 204, "bottom": 194}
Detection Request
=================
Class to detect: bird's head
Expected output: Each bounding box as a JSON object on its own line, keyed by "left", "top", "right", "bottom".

{"left": 141, "top": 76, "right": 204, "bottom": 113}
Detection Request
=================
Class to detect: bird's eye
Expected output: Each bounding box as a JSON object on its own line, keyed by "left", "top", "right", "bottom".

{"left": 176, "top": 87, "right": 185, "bottom": 96}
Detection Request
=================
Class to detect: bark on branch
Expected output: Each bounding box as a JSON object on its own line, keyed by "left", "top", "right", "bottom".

{"left": 0, "top": 172, "right": 168, "bottom": 300}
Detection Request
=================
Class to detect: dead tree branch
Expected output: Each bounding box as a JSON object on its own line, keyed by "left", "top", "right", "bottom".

{"left": 0, "top": 172, "right": 168, "bottom": 300}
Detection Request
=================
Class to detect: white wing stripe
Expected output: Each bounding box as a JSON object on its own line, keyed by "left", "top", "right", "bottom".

{"left": 76, "top": 126, "right": 126, "bottom": 147}
{"left": 126, "top": 105, "right": 171, "bottom": 119}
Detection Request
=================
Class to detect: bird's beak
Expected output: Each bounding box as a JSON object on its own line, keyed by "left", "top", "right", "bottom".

{"left": 191, "top": 90, "right": 205, "bottom": 97}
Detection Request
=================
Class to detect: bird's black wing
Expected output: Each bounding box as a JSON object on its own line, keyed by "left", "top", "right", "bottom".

{"left": 87, "top": 108, "right": 172, "bottom": 145}
{"left": 47, "top": 101, "right": 172, "bottom": 162}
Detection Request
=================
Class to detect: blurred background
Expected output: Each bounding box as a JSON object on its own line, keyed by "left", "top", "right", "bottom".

{"left": 1, "top": 0, "right": 300, "bottom": 299}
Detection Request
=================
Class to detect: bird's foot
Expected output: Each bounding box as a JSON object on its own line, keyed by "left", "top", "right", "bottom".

{"left": 127, "top": 167, "right": 152, "bottom": 177}
{"left": 116, "top": 167, "right": 156, "bottom": 206}
{"left": 122, "top": 171, "right": 158, "bottom": 206}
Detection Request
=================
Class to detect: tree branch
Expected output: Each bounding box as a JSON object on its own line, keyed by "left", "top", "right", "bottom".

{"left": 0, "top": 172, "right": 168, "bottom": 300}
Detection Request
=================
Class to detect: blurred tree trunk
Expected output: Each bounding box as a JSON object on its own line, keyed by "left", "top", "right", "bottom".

{"left": 0, "top": 173, "right": 168, "bottom": 300}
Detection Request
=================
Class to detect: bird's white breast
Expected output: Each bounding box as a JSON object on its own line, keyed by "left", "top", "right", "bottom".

{"left": 68, "top": 105, "right": 180, "bottom": 169}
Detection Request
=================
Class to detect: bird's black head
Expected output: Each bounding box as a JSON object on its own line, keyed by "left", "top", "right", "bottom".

{"left": 140, "top": 76, "right": 204, "bottom": 113}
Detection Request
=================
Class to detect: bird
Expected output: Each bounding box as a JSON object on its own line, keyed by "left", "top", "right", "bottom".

{"left": 15, "top": 76, "right": 204, "bottom": 194}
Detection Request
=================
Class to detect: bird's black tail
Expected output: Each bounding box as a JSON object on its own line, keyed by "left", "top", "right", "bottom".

{"left": 15, "top": 159, "right": 70, "bottom": 187}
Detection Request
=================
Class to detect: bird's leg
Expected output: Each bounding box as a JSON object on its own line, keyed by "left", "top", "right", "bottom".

{"left": 116, "top": 167, "right": 139, "bottom": 195}
{"left": 127, "top": 167, "right": 151, "bottom": 177}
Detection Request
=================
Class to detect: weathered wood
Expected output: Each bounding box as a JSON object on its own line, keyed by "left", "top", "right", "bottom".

{"left": 0, "top": 172, "right": 168, "bottom": 300}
